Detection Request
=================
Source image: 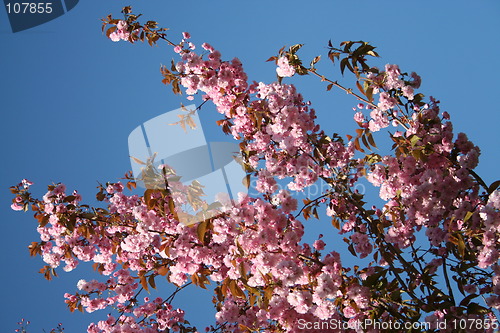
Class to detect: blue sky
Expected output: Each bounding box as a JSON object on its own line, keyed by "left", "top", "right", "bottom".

{"left": 1, "top": 1, "right": 500, "bottom": 331}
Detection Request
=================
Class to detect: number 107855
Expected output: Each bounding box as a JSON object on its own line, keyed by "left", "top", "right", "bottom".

{"left": 5, "top": 3, "right": 53, "bottom": 14}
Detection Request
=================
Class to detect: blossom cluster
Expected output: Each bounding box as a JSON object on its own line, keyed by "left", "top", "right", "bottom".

{"left": 173, "top": 34, "right": 347, "bottom": 193}
{"left": 10, "top": 12, "right": 500, "bottom": 333}
{"left": 13, "top": 175, "right": 379, "bottom": 332}
{"left": 109, "top": 21, "right": 130, "bottom": 42}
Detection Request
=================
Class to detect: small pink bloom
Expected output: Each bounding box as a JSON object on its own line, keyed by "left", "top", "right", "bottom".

{"left": 109, "top": 32, "right": 120, "bottom": 42}
{"left": 201, "top": 42, "right": 214, "bottom": 52}
{"left": 410, "top": 71, "right": 421, "bottom": 88}
{"left": 402, "top": 85, "right": 414, "bottom": 100}
{"left": 11, "top": 203, "right": 23, "bottom": 211}
{"left": 343, "top": 306, "right": 357, "bottom": 318}
{"left": 354, "top": 111, "right": 364, "bottom": 123}
{"left": 174, "top": 45, "right": 182, "bottom": 53}
{"left": 116, "top": 20, "right": 128, "bottom": 30}
{"left": 276, "top": 57, "right": 295, "bottom": 77}
{"left": 22, "top": 179, "right": 33, "bottom": 187}
{"left": 313, "top": 239, "right": 326, "bottom": 251}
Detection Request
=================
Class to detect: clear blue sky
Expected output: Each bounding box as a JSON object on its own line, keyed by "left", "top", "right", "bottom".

{"left": 1, "top": 1, "right": 499, "bottom": 331}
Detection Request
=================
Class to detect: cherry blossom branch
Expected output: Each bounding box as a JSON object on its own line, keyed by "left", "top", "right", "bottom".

{"left": 468, "top": 168, "right": 489, "bottom": 193}
{"left": 345, "top": 193, "right": 431, "bottom": 306}
{"left": 308, "top": 70, "right": 376, "bottom": 108}
{"left": 308, "top": 69, "right": 412, "bottom": 132}
{"left": 294, "top": 192, "right": 330, "bottom": 219}
{"left": 442, "top": 258, "right": 456, "bottom": 306}
{"left": 164, "top": 282, "right": 192, "bottom": 304}
{"left": 297, "top": 254, "right": 324, "bottom": 267}
{"left": 113, "top": 287, "right": 144, "bottom": 326}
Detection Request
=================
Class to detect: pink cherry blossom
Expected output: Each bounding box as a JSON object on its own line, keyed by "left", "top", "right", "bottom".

{"left": 276, "top": 57, "right": 295, "bottom": 77}
{"left": 10, "top": 12, "right": 500, "bottom": 332}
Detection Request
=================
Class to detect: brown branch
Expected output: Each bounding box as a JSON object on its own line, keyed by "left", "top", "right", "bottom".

{"left": 308, "top": 70, "right": 376, "bottom": 108}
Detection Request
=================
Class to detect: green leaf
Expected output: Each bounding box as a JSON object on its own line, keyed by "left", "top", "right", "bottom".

{"left": 463, "top": 211, "right": 474, "bottom": 223}
{"left": 409, "top": 135, "right": 421, "bottom": 146}
{"left": 347, "top": 243, "right": 357, "bottom": 257}
{"left": 457, "top": 233, "right": 466, "bottom": 258}
{"left": 39, "top": 214, "right": 50, "bottom": 228}
{"left": 467, "top": 302, "right": 490, "bottom": 315}
{"left": 340, "top": 58, "right": 348, "bottom": 75}
{"left": 289, "top": 44, "right": 303, "bottom": 54}
{"left": 361, "top": 134, "right": 371, "bottom": 150}
{"left": 366, "top": 87, "right": 374, "bottom": 103}
{"left": 353, "top": 137, "right": 365, "bottom": 153}
{"left": 488, "top": 180, "right": 500, "bottom": 194}
{"left": 130, "top": 156, "right": 146, "bottom": 165}
{"left": 367, "top": 132, "right": 377, "bottom": 148}
{"left": 229, "top": 280, "right": 246, "bottom": 299}
{"left": 242, "top": 174, "right": 251, "bottom": 188}
{"left": 331, "top": 218, "right": 340, "bottom": 229}
{"left": 310, "top": 55, "right": 321, "bottom": 68}
{"left": 459, "top": 293, "right": 478, "bottom": 307}
{"left": 106, "top": 26, "right": 117, "bottom": 38}
{"left": 207, "top": 201, "right": 223, "bottom": 211}
{"left": 140, "top": 274, "right": 149, "bottom": 292}
{"left": 148, "top": 275, "right": 156, "bottom": 289}
{"left": 197, "top": 220, "right": 209, "bottom": 244}
{"left": 356, "top": 81, "right": 364, "bottom": 95}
